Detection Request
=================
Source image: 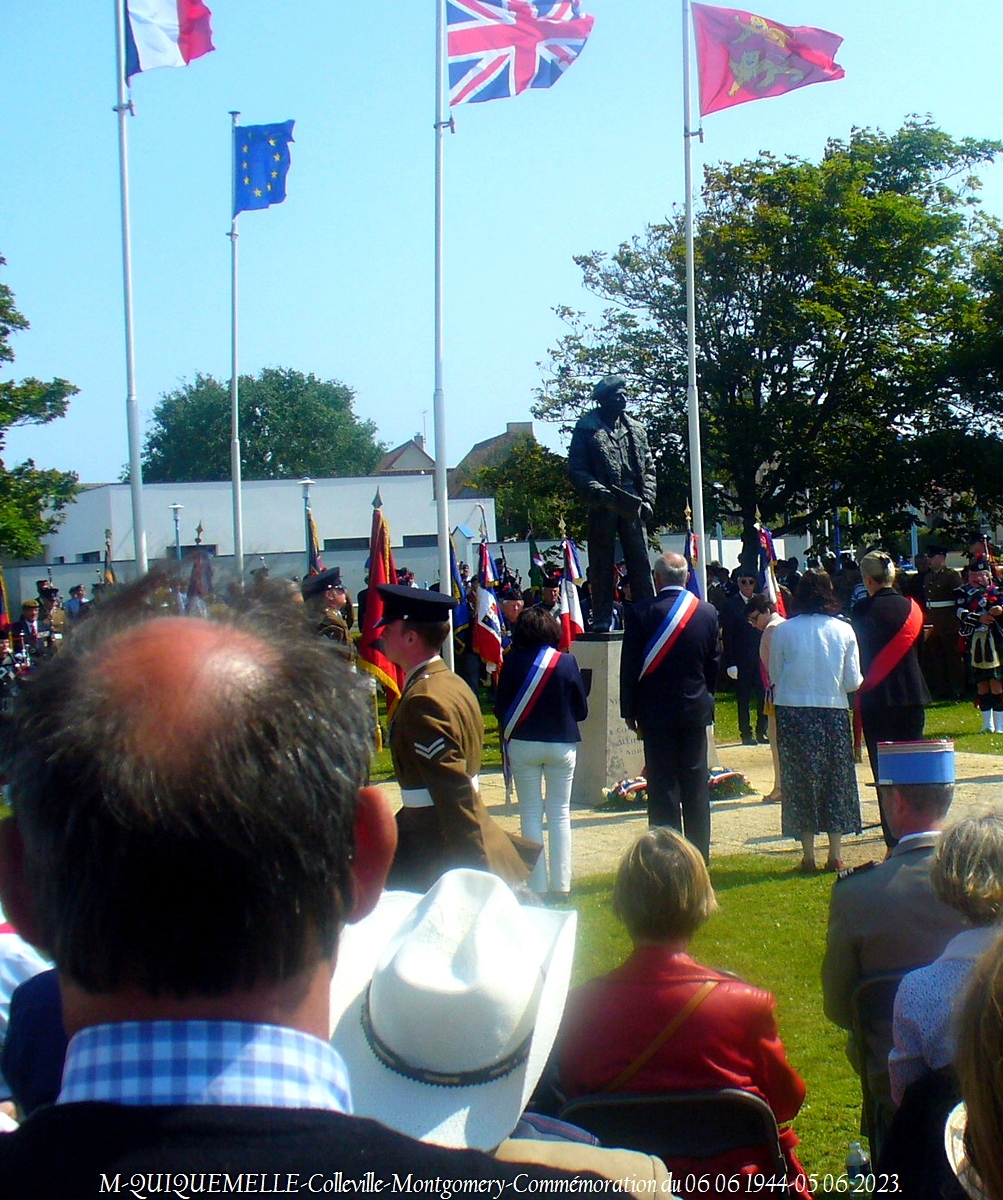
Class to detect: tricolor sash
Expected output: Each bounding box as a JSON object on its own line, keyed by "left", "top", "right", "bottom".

{"left": 853, "top": 598, "right": 925, "bottom": 752}
{"left": 640, "top": 589, "right": 700, "bottom": 680}
{"left": 503, "top": 647, "right": 562, "bottom": 740}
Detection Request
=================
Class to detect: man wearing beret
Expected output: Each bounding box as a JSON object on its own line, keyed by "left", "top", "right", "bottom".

{"left": 377, "top": 584, "right": 535, "bottom": 892}
{"left": 568, "top": 376, "right": 656, "bottom": 632}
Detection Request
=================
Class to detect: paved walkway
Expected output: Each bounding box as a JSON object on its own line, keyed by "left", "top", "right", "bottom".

{"left": 379, "top": 740, "right": 1003, "bottom": 878}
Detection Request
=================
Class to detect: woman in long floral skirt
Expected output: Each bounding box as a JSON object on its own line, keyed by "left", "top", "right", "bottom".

{"left": 768, "top": 569, "right": 863, "bottom": 872}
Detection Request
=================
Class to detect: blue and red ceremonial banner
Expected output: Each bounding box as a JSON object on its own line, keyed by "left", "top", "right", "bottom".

{"left": 685, "top": 529, "right": 702, "bottom": 598}
{"left": 474, "top": 542, "right": 504, "bottom": 670}
{"left": 447, "top": 0, "right": 594, "bottom": 106}
{"left": 559, "top": 539, "right": 584, "bottom": 651}
{"left": 757, "top": 526, "right": 787, "bottom": 617}
{"left": 450, "top": 536, "right": 471, "bottom": 656}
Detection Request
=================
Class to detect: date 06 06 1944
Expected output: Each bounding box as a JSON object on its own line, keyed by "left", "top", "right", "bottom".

{"left": 657, "top": 1175, "right": 900, "bottom": 1194}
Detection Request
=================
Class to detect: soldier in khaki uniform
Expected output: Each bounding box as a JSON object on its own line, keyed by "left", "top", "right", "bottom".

{"left": 376, "top": 584, "right": 536, "bottom": 892}
{"left": 821, "top": 741, "right": 965, "bottom": 1152}
{"left": 302, "top": 566, "right": 355, "bottom": 660}
{"left": 923, "top": 545, "right": 964, "bottom": 698}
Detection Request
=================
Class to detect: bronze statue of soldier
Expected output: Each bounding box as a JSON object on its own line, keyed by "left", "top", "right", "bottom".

{"left": 568, "top": 375, "right": 656, "bottom": 633}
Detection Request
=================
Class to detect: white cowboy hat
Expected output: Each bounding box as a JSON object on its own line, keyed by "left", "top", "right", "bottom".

{"left": 945, "top": 1102, "right": 990, "bottom": 1200}
{"left": 330, "top": 869, "right": 577, "bottom": 1152}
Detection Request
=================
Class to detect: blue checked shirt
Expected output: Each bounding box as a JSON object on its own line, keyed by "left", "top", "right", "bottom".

{"left": 58, "top": 1021, "right": 352, "bottom": 1111}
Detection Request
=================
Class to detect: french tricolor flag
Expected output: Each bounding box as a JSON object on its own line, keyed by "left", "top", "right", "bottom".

{"left": 124, "top": 0, "right": 215, "bottom": 79}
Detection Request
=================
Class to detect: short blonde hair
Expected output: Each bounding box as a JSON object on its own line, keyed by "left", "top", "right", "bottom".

{"left": 932, "top": 813, "right": 1003, "bottom": 925}
{"left": 612, "top": 828, "right": 718, "bottom": 942}
{"left": 859, "top": 551, "right": 896, "bottom": 588}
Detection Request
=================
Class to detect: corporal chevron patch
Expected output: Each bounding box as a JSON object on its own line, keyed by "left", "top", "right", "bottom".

{"left": 414, "top": 737, "right": 447, "bottom": 761}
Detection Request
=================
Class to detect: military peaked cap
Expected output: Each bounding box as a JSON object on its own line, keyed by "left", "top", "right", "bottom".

{"left": 375, "top": 584, "right": 457, "bottom": 626}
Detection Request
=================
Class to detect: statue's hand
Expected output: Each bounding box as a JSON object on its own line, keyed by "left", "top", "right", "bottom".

{"left": 639, "top": 502, "right": 653, "bottom": 523}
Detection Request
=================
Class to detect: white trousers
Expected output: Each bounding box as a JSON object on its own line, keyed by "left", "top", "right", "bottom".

{"left": 507, "top": 738, "right": 576, "bottom": 895}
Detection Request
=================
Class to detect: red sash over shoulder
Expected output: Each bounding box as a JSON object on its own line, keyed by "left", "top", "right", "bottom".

{"left": 853, "top": 598, "right": 924, "bottom": 752}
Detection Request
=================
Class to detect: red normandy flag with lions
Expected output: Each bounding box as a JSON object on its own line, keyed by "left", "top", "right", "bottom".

{"left": 691, "top": 3, "right": 844, "bottom": 116}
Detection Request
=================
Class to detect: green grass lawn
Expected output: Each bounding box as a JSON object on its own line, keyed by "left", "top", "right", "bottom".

{"left": 566, "top": 856, "right": 863, "bottom": 1178}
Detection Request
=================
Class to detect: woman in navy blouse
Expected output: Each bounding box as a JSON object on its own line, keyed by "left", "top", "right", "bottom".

{"left": 494, "top": 609, "right": 588, "bottom": 901}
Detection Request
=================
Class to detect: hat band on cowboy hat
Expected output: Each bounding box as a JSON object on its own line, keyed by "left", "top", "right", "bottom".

{"left": 361, "top": 984, "right": 533, "bottom": 1089}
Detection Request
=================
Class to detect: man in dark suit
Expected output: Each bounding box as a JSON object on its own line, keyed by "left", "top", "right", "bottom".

{"left": 0, "top": 578, "right": 583, "bottom": 1196}
{"left": 720, "top": 570, "right": 767, "bottom": 745}
{"left": 620, "top": 552, "right": 720, "bottom": 860}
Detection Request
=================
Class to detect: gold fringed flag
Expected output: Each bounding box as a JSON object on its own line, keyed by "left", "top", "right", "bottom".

{"left": 691, "top": 3, "right": 844, "bottom": 116}
{"left": 357, "top": 499, "right": 405, "bottom": 716}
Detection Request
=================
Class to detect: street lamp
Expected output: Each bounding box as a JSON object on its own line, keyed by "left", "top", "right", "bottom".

{"left": 301, "top": 478, "right": 314, "bottom": 574}
{"left": 169, "top": 504, "right": 184, "bottom": 561}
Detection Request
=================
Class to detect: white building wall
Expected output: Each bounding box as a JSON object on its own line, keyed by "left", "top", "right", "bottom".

{"left": 43, "top": 477, "right": 494, "bottom": 565}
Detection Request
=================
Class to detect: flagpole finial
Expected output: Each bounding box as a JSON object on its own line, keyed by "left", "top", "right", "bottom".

{"left": 195, "top": 521, "right": 205, "bottom": 546}
{"left": 755, "top": 507, "right": 762, "bottom": 525}
{"left": 372, "top": 488, "right": 383, "bottom": 509}
{"left": 685, "top": 502, "right": 693, "bottom": 526}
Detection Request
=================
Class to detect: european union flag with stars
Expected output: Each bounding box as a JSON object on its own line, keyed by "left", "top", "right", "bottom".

{"left": 234, "top": 121, "right": 295, "bottom": 217}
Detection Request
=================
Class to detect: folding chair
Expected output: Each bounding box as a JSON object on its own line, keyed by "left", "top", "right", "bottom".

{"left": 850, "top": 972, "right": 905, "bottom": 1161}
{"left": 558, "top": 1089, "right": 796, "bottom": 1197}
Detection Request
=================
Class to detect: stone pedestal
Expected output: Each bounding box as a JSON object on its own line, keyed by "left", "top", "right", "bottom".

{"left": 570, "top": 633, "right": 645, "bottom": 808}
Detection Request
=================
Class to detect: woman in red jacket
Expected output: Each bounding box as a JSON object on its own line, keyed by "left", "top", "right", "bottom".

{"left": 557, "top": 829, "right": 812, "bottom": 1199}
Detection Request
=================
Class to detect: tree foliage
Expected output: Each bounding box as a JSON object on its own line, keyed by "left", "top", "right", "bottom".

{"left": 536, "top": 120, "right": 1003, "bottom": 559}
{"left": 470, "top": 436, "right": 589, "bottom": 541}
{"left": 140, "top": 368, "right": 385, "bottom": 482}
{"left": 0, "top": 258, "right": 78, "bottom": 558}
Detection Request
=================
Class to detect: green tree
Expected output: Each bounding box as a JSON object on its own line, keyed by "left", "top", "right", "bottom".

{"left": 536, "top": 120, "right": 1003, "bottom": 561}
{"left": 470, "top": 437, "right": 589, "bottom": 541}
{"left": 139, "top": 368, "right": 385, "bottom": 482}
{"left": 0, "top": 257, "right": 78, "bottom": 557}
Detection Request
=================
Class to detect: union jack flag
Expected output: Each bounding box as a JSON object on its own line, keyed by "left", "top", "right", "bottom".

{"left": 447, "top": 0, "right": 595, "bottom": 106}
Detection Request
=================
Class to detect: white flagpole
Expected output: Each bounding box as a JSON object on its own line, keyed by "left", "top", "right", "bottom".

{"left": 228, "top": 111, "right": 245, "bottom": 583}
{"left": 114, "top": 0, "right": 148, "bottom": 575}
{"left": 434, "top": 0, "right": 455, "bottom": 668}
{"left": 682, "top": 0, "right": 707, "bottom": 599}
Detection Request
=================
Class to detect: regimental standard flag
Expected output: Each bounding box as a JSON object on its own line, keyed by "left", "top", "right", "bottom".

{"left": 307, "top": 509, "right": 325, "bottom": 576}
{"left": 691, "top": 4, "right": 843, "bottom": 116}
{"left": 124, "top": 0, "right": 214, "bottom": 80}
{"left": 473, "top": 542, "right": 504, "bottom": 671}
{"left": 528, "top": 537, "right": 546, "bottom": 592}
{"left": 685, "top": 529, "right": 703, "bottom": 599}
{"left": 358, "top": 506, "right": 405, "bottom": 713}
{"left": 234, "top": 122, "right": 295, "bottom": 217}
{"left": 559, "top": 539, "right": 584, "bottom": 652}
{"left": 758, "top": 525, "right": 787, "bottom": 617}
{"left": 0, "top": 567, "right": 10, "bottom": 633}
{"left": 450, "top": 537, "right": 471, "bottom": 656}
{"left": 447, "top": 0, "right": 595, "bottom": 106}
{"left": 104, "top": 532, "right": 117, "bottom": 586}
{"left": 185, "top": 549, "right": 213, "bottom": 610}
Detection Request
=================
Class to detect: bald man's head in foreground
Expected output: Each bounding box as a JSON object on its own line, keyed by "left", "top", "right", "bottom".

{"left": 0, "top": 577, "right": 395, "bottom": 1026}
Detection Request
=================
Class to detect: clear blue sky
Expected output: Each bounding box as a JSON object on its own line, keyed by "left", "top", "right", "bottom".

{"left": 2, "top": 1, "right": 1001, "bottom": 485}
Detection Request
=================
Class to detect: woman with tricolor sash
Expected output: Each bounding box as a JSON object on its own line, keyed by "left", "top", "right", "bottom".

{"left": 494, "top": 609, "right": 588, "bottom": 901}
